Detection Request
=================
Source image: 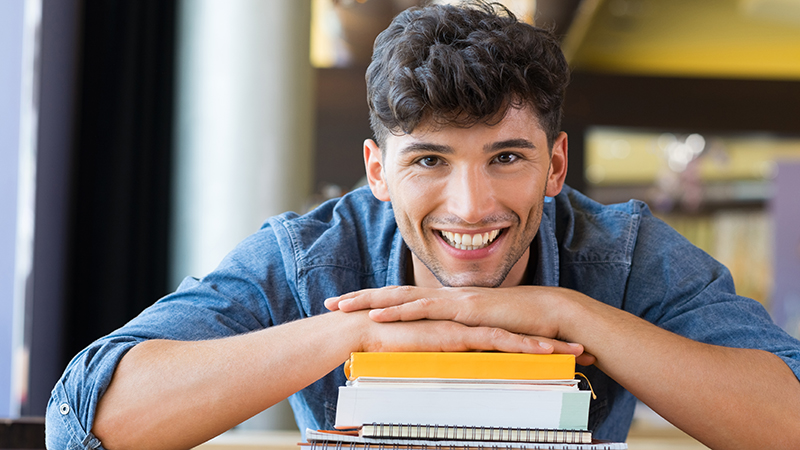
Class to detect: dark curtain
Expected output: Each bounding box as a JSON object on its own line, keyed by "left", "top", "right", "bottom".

{"left": 63, "top": 0, "right": 177, "bottom": 365}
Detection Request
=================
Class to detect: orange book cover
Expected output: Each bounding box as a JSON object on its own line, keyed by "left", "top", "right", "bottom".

{"left": 344, "top": 352, "right": 575, "bottom": 381}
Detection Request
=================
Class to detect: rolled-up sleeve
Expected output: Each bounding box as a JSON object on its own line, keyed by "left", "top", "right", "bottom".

{"left": 46, "top": 337, "right": 140, "bottom": 449}
{"left": 45, "top": 221, "right": 301, "bottom": 449}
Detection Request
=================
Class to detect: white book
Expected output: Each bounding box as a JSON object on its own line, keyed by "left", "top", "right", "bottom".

{"left": 334, "top": 380, "right": 590, "bottom": 430}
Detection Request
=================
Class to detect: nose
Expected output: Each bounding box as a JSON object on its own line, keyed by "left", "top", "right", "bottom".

{"left": 445, "top": 166, "right": 495, "bottom": 224}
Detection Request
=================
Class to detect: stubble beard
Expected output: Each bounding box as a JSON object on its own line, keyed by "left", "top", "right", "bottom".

{"left": 406, "top": 198, "right": 545, "bottom": 288}
{"left": 396, "top": 172, "right": 551, "bottom": 288}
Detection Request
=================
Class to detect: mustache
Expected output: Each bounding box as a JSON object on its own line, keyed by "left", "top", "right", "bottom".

{"left": 422, "top": 213, "right": 519, "bottom": 228}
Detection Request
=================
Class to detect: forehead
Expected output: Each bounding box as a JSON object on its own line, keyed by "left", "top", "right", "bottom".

{"left": 383, "top": 106, "right": 545, "bottom": 154}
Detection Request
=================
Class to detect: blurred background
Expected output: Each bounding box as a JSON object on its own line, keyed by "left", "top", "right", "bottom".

{"left": 2, "top": 0, "right": 800, "bottom": 446}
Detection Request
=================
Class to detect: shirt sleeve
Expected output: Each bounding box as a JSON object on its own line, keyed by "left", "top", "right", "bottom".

{"left": 45, "top": 223, "right": 303, "bottom": 449}
{"left": 625, "top": 208, "right": 800, "bottom": 380}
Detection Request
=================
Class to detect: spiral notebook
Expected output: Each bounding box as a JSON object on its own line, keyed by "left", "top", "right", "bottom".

{"left": 359, "top": 423, "right": 592, "bottom": 444}
{"left": 302, "top": 428, "right": 627, "bottom": 450}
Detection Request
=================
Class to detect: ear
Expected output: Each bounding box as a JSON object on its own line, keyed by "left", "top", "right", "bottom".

{"left": 364, "top": 139, "right": 390, "bottom": 201}
{"left": 545, "top": 131, "right": 568, "bottom": 197}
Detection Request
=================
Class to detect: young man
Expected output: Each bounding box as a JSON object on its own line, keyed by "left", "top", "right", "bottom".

{"left": 47, "top": 2, "right": 800, "bottom": 449}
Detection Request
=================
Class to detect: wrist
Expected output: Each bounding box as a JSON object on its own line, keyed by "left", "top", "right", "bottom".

{"left": 546, "top": 287, "right": 593, "bottom": 343}
{"left": 328, "top": 309, "right": 375, "bottom": 353}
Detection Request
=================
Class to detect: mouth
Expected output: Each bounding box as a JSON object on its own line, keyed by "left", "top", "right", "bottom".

{"left": 438, "top": 229, "right": 503, "bottom": 251}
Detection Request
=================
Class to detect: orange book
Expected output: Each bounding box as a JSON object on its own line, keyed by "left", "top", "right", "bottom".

{"left": 343, "top": 352, "right": 575, "bottom": 381}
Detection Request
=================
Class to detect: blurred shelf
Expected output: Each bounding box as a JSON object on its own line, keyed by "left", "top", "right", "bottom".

{"left": 586, "top": 180, "right": 771, "bottom": 213}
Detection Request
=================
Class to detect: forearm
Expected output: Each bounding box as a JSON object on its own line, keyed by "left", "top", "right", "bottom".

{"left": 92, "top": 303, "right": 547, "bottom": 450}
{"left": 562, "top": 295, "right": 800, "bottom": 449}
{"left": 328, "top": 284, "right": 800, "bottom": 447}
{"left": 93, "top": 311, "right": 362, "bottom": 450}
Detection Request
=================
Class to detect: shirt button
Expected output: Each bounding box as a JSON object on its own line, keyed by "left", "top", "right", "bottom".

{"left": 59, "top": 403, "right": 70, "bottom": 415}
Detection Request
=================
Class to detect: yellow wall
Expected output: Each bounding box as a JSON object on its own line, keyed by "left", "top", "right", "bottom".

{"left": 570, "top": 0, "right": 800, "bottom": 79}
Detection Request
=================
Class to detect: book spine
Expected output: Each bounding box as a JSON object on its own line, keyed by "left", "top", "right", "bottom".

{"left": 346, "top": 352, "right": 575, "bottom": 381}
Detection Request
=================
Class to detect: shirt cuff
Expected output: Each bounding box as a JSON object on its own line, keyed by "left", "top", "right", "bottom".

{"left": 46, "top": 379, "right": 105, "bottom": 450}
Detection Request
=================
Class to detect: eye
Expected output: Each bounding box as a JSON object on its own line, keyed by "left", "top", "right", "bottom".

{"left": 417, "top": 156, "right": 442, "bottom": 167}
{"left": 493, "top": 152, "right": 518, "bottom": 164}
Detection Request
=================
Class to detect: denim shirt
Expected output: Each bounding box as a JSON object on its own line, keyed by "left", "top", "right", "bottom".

{"left": 46, "top": 185, "right": 800, "bottom": 449}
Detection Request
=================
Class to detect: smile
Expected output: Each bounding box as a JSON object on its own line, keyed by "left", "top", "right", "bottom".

{"left": 439, "top": 229, "right": 502, "bottom": 251}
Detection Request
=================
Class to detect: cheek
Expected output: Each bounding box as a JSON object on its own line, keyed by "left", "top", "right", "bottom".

{"left": 523, "top": 198, "right": 546, "bottom": 232}
{"left": 390, "top": 176, "right": 441, "bottom": 222}
{"left": 511, "top": 189, "right": 546, "bottom": 229}
{"left": 399, "top": 201, "right": 433, "bottom": 233}
{"left": 498, "top": 178, "right": 542, "bottom": 210}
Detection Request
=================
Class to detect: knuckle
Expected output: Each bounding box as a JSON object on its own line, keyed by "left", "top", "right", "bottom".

{"left": 487, "top": 327, "right": 508, "bottom": 340}
{"left": 416, "top": 297, "right": 435, "bottom": 307}
{"left": 461, "top": 292, "right": 484, "bottom": 311}
{"left": 392, "top": 306, "right": 414, "bottom": 321}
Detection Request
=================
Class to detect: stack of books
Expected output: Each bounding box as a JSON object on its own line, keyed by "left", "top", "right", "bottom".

{"left": 300, "top": 352, "right": 627, "bottom": 450}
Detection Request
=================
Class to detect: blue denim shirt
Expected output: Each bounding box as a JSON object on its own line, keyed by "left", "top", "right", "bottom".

{"left": 46, "top": 185, "right": 800, "bottom": 449}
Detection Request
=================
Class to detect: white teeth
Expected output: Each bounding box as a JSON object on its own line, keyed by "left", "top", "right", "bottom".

{"left": 440, "top": 229, "right": 501, "bottom": 250}
{"left": 471, "top": 234, "right": 481, "bottom": 246}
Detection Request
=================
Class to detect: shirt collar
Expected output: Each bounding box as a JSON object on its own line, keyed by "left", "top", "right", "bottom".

{"left": 388, "top": 226, "right": 409, "bottom": 286}
{"left": 531, "top": 196, "right": 560, "bottom": 287}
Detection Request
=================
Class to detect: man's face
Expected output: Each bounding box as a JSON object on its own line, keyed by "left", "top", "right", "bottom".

{"left": 365, "top": 106, "right": 568, "bottom": 288}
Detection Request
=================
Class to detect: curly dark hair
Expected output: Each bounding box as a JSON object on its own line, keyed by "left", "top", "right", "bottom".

{"left": 366, "top": 0, "right": 569, "bottom": 150}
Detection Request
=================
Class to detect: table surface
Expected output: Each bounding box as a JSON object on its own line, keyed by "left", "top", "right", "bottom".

{"left": 193, "top": 422, "right": 710, "bottom": 450}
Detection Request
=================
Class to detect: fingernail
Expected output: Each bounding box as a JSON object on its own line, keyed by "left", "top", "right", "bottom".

{"left": 567, "top": 342, "right": 582, "bottom": 348}
{"left": 539, "top": 341, "right": 553, "bottom": 350}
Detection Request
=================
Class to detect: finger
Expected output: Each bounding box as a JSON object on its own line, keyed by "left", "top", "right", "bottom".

{"left": 552, "top": 340, "right": 585, "bottom": 356}
{"left": 576, "top": 352, "right": 597, "bottom": 366}
{"left": 414, "top": 322, "right": 551, "bottom": 354}
{"left": 368, "top": 297, "right": 460, "bottom": 323}
{"left": 366, "top": 320, "right": 555, "bottom": 355}
{"left": 333, "top": 286, "right": 430, "bottom": 312}
{"left": 324, "top": 289, "right": 379, "bottom": 311}
{"left": 324, "top": 296, "right": 341, "bottom": 311}
{"left": 324, "top": 291, "right": 369, "bottom": 311}
{"left": 541, "top": 340, "right": 597, "bottom": 365}
{"left": 367, "top": 290, "right": 548, "bottom": 333}
{"left": 449, "top": 326, "right": 556, "bottom": 354}
{"left": 529, "top": 338, "right": 596, "bottom": 363}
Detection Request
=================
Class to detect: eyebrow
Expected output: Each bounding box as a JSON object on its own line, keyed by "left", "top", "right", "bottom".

{"left": 486, "top": 138, "right": 536, "bottom": 152}
{"left": 398, "top": 139, "right": 535, "bottom": 155}
{"left": 398, "top": 142, "right": 454, "bottom": 155}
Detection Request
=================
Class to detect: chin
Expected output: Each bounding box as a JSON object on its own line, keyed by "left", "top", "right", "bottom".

{"left": 435, "top": 272, "right": 507, "bottom": 288}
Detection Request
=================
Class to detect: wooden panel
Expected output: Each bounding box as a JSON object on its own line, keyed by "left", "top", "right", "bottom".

{"left": 314, "top": 67, "right": 373, "bottom": 192}
{"left": 564, "top": 72, "right": 800, "bottom": 133}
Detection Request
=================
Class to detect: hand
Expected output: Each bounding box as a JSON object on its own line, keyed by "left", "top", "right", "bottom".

{"left": 327, "top": 285, "right": 563, "bottom": 335}
{"left": 346, "top": 310, "right": 556, "bottom": 355}
{"left": 327, "top": 286, "right": 597, "bottom": 365}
